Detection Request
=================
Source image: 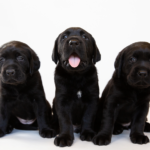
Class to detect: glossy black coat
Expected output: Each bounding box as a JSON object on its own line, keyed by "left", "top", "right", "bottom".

{"left": 0, "top": 41, "right": 55, "bottom": 138}
{"left": 93, "top": 42, "right": 150, "bottom": 145}
{"left": 52, "top": 27, "right": 101, "bottom": 147}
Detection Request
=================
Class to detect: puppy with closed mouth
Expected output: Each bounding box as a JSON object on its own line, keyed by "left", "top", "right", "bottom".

{"left": 93, "top": 42, "right": 150, "bottom": 145}
{"left": 0, "top": 41, "right": 55, "bottom": 138}
{"left": 52, "top": 27, "right": 101, "bottom": 147}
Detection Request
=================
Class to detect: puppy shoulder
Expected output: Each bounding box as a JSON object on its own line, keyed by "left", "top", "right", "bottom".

{"left": 27, "top": 71, "right": 43, "bottom": 88}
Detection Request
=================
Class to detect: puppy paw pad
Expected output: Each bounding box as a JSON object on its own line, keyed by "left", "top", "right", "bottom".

{"left": 54, "top": 134, "right": 73, "bottom": 147}
{"left": 131, "top": 135, "right": 149, "bottom": 144}
{"left": 40, "top": 128, "right": 56, "bottom": 138}
{"left": 92, "top": 135, "right": 111, "bottom": 145}
{"left": 80, "top": 130, "right": 95, "bottom": 141}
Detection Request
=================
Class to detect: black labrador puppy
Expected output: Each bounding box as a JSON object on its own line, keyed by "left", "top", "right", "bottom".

{"left": 52, "top": 27, "right": 101, "bottom": 147}
{"left": 0, "top": 41, "right": 55, "bottom": 138}
{"left": 93, "top": 42, "right": 150, "bottom": 145}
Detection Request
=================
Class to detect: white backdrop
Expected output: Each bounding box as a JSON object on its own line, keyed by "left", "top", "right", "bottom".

{"left": 0, "top": 0, "right": 150, "bottom": 150}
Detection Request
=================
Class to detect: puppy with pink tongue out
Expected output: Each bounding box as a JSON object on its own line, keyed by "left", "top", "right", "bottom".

{"left": 52, "top": 27, "right": 101, "bottom": 147}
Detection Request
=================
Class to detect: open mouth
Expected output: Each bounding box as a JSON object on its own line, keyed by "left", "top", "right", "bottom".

{"left": 63, "top": 53, "right": 86, "bottom": 68}
{"left": 68, "top": 53, "right": 81, "bottom": 68}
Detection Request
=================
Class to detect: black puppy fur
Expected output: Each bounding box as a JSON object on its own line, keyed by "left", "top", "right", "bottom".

{"left": 113, "top": 119, "right": 150, "bottom": 135}
{"left": 93, "top": 42, "right": 150, "bottom": 145}
{"left": 0, "top": 41, "right": 55, "bottom": 138}
{"left": 52, "top": 27, "right": 101, "bottom": 147}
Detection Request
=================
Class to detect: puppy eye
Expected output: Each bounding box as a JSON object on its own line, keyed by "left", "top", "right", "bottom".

{"left": 62, "top": 35, "right": 68, "bottom": 40}
{"left": 0, "top": 57, "right": 5, "bottom": 62}
{"left": 82, "top": 34, "right": 88, "bottom": 40}
{"left": 17, "top": 56, "right": 24, "bottom": 61}
{"left": 129, "top": 57, "right": 137, "bottom": 63}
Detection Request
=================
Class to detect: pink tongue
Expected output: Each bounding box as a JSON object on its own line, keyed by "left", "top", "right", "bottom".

{"left": 69, "top": 55, "right": 80, "bottom": 68}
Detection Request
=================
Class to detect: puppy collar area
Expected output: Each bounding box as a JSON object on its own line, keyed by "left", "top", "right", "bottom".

{"left": 77, "top": 90, "right": 82, "bottom": 98}
{"left": 17, "top": 116, "right": 36, "bottom": 125}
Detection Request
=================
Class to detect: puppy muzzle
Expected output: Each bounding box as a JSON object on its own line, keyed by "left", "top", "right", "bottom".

{"left": 126, "top": 65, "right": 150, "bottom": 88}
{"left": 1, "top": 65, "right": 26, "bottom": 85}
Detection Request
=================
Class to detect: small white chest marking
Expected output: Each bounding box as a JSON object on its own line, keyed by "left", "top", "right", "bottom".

{"left": 17, "top": 116, "right": 36, "bottom": 125}
{"left": 77, "top": 90, "right": 82, "bottom": 98}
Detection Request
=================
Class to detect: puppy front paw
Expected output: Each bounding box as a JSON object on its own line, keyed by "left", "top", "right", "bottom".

{"left": 54, "top": 134, "right": 73, "bottom": 147}
{"left": 80, "top": 130, "right": 95, "bottom": 141}
{"left": 92, "top": 134, "right": 111, "bottom": 145}
{"left": 131, "top": 134, "right": 149, "bottom": 144}
{"left": 39, "top": 128, "right": 56, "bottom": 138}
{"left": 0, "top": 129, "right": 5, "bottom": 137}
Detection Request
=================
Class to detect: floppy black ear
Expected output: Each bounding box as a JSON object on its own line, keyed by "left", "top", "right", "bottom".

{"left": 52, "top": 36, "right": 59, "bottom": 64}
{"left": 29, "top": 49, "right": 40, "bottom": 75}
{"left": 114, "top": 51, "right": 124, "bottom": 78}
{"left": 92, "top": 37, "right": 101, "bottom": 64}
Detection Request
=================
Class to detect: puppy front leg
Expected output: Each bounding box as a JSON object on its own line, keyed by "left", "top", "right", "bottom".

{"left": 80, "top": 99, "right": 98, "bottom": 141}
{"left": 93, "top": 99, "right": 116, "bottom": 146}
{"left": 54, "top": 99, "right": 74, "bottom": 147}
{"left": 34, "top": 97, "right": 56, "bottom": 138}
{"left": 130, "top": 102, "right": 149, "bottom": 144}
{"left": 0, "top": 100, "right": 11, "bottom": 137}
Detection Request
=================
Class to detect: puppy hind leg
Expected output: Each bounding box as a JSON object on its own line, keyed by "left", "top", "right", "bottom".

{"left": 80, "top": 102, "right": 97, "bottom": 142}
{"left": 113, "top": 123, "right": 124, "bottom": 135}
{"left": 6, "top": 124, "right": 14, "bottom": 134}
{"left": 130, "top": 103, "right": 149, "bottom": 144}
{"left": 51, "top": 105, "right": 60, "bottom": 135}
{"left": 6, "top": 116, "right": 14, "bottom": 134}
{"left": 92, "top": 99, "right": 117, "bottom": 146}
{"left": 34, "top": 98, "right": 56, "bottom": 138}
{"left": 113, "top": 121, "right": 150, "bottom": 134}
{"left": 144, "top": 121, "right": 150, "bottom": 132}
{"left": 0, "top": 103, "right": 11, "bottom": 137}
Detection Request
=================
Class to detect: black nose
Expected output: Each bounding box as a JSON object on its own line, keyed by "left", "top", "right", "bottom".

{"left": 69, "top": 39, "right": 80, "bottom": 47}
{"left": 138, "top": 70, "right": 147, "bottom": 78}
{"left": 6, "top": 69, "right": 15, "bottom": 76}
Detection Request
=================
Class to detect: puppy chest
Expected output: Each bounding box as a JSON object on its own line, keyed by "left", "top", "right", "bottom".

{"left": 61, "top": 76, "right": 91, "bottom": 99}
{"left": 66, "top": 87, "right": 84, "bottom": 99}
{"left": 70, "top": 89, "right": 88, "bottom": 101}
{"left": 71, "top": 101, "right": 85, "bottom": 124}
{"left": 64, "top": 88, "right": 92, "bottom": 103}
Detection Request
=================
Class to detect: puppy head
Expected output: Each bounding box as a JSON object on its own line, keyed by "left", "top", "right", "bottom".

{"left": 0, "top": 41, "right": 40, "bottom": 85}
{"left": 52, "top": 27, "right": 101, "bottom": 72}
{"left": 115, "top": 42, "right": 150, "bottom": 88}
